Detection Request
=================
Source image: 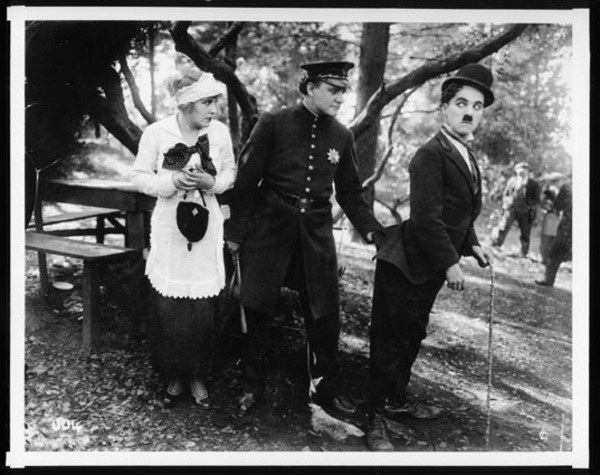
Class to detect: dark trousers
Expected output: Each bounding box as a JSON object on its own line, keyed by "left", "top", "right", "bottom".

{"left": 240, "top": 246, "right": 340, "bottom": 400}
{"left": 543, "top": 217, "right": 572, "bottom": 285}
{"left": 369, "top": 260, "right": 445, "bottom": 411}
{"left": 492, "top": 208, "right": 534, "bottom": 255}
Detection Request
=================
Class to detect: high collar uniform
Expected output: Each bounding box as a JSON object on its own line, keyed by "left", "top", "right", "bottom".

{"left": 228, "top": 103, "right": 382, "bottom": 318}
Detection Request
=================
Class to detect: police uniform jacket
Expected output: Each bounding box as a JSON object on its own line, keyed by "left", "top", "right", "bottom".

{"left": 376, "top": 131, "right": 482, "bottom": 284}
{"left": 227, "top": 103, "right": 382, "bottom": 318}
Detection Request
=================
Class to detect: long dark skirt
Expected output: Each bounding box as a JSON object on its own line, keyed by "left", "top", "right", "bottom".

{"left": 150, "top": 288, "right": 215, "bottom": 383}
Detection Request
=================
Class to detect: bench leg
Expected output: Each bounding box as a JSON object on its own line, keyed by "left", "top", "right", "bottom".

{"left": 126, "top": 211, "right": 145, "bottom": 249}
{"left": 82, "top": 262, "right": 102, "bottom": 352}
{"left": 33, "top": 203, "right": 51, "bottom": 298}
{"left": 37, "top": 251, "right": 50, "bottom": 299}
{"left": 96, "top": 216, "right": 105, "bottom": 244}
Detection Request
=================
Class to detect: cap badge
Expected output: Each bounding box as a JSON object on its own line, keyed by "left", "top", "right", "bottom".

{"left": 327, "top": 148, "right": 340, "bottom": 165}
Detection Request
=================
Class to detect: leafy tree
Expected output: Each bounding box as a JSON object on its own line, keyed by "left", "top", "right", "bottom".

{"left": 26, "top": 20, "right": 560, "bottom": 227}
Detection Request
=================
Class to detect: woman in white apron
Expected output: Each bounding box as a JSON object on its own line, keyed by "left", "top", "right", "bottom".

{"left": 132, "top": 70, "right": 236, "bottom": 406}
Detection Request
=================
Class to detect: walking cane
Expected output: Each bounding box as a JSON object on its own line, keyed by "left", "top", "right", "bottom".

{"left": 485, "top": 264, "right": 496, "bottom": 448}
{"left": 231, "top": 252, "right": 248, "bottom": 334}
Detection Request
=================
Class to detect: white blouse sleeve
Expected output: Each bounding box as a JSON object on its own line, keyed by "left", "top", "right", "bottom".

{"left": 131, "top": 126, "right": 179, "bottom": 198}
{"left": 207, "top": 123, "right": 237, "bottom": 195}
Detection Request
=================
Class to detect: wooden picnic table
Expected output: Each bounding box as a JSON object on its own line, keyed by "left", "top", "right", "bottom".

{"left": 40, "top": 178, "right": 156, "bottom": 249}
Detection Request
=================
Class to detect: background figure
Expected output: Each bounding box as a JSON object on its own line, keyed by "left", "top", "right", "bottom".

{"left": 539, "top": 172, "right": 564, "bottom": 264}
{"left": 131, "top": 69, "right": 236, "bottom": 406}
{"left": 491, "top": 162, "right": 540, "bottom": 257}
{"left": 226, "top": 61, "right": 383, "bottom": 417}
{"left": 536, "top": 179, "right": 572, "bottom": 287}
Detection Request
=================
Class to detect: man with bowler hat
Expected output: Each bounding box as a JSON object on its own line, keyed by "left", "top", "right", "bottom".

{"left": 365, "top": 64, "right": 494, "bottom": 450}
{"left": 226, "top": 61, "right": 384, "bottom": 417}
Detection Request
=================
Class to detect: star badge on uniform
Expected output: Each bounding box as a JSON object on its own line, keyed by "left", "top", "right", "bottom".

{"left": 327, "top": 148, "right": 340, "bottom": 165}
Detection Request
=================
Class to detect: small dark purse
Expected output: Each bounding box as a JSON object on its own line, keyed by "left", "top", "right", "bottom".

{"left": 176, "top": 193, "right": 209, "bottom": 251}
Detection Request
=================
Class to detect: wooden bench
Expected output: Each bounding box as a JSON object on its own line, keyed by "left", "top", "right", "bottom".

{"left": 26, "top": 231, "right": 141, "bottom": 352}
{"left": 28, "top": 206, "right": 126, "bottom": 243}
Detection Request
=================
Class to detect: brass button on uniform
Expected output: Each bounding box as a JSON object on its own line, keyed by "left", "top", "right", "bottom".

{"left": 305, "top": 187, "right": 310, "bottom": 193}
{"left": 307, "top": 176, "right": 312, "bottom": 182}
{"left": 309, "top": 165, "right": 314, "bottom": 170}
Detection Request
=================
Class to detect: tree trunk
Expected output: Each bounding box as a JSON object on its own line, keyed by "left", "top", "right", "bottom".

{"left": 350, "top": 23, "right": 390, "bottom": 241}
{"left": 354, "top": 23, "right": 390, "bottom": 197}
{"left": 149, "top": 25, "right": 157, "bottom": 117}
{"left": 225, "top": 22, "right": 241, "bottom": 156}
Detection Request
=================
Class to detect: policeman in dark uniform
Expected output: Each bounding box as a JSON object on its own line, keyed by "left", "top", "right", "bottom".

{"left": 226, "top": 61, "right": 384, "bottom": 416}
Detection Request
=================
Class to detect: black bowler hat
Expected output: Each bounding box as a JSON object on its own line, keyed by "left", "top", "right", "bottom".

{"left": 300, "top": 61, "right": 355, "bottom": 88}
{"left": 442, "top": 63, "right": 495, "bottom": 107}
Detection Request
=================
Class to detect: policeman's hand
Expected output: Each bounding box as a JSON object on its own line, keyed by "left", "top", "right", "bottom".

{"left": 226, "top": 240, "right": 241, "bottom": 254}
{"left": 472, "top": 245, "right": 492, "bottom": 268}
{"left": 369, "top": 229, "right": 387, "bottom": 251}
{"left": 445, "top": 263, "right": 465, "bottom": 291}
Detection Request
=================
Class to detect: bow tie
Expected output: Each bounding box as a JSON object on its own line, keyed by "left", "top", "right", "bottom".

{"left": 162, "top": 134, "right": 217, "bottom": 176}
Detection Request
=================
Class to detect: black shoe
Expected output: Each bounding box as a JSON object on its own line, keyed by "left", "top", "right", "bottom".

{"left": 311, "top": 391, "right": 357, "bottom": 418}
{"left": 384, "top": 399, "right": 442, "bottom": 420}
{"left": 535, "top": 279, "right": 553, "bottom": 287}
{"left": 237, "top": 391, "right": 262, "bottom": 414}
{"left": 366, "top": 413, "right": 394, "bottom": 451}
{"left": 162, "top": 379, "right": 184, "bottom": 407}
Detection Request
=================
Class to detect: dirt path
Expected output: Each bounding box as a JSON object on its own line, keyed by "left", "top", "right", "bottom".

{"left": 23, "top": 225, "right": 572, "bottom": 453}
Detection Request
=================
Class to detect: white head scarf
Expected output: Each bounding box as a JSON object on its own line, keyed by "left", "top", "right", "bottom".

{"left": 174, "top": 72, "right": 225, "bottom": 105}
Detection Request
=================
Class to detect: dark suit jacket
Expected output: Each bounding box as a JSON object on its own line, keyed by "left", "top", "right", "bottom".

{"left": 376, "top": 131, "right": 482, "bottom": 284}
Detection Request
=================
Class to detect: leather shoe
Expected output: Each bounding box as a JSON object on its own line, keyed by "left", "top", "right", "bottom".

{"left": 311, "top": 392, "right": 357, "bottom": 417}
{"left": 535, "top": 280, "right": 553, "bottom": 287}
{"left": 163, "top": 378, "right": 184, "bottom": 406}
{"left": 237, "top": 391, "right": 262, "bottom": 414}
{"left": 384, "top": 399, "right": 442, "bottom": 420}
{"left": 190, "top": 379, "right": 209, "bottom": 408}
{"left": 366, "top": 413, "right": 393, "bottom": 451}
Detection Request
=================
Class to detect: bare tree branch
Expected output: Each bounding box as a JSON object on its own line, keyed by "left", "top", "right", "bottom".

{"left": 375, "top": 196, "right": 409, "bottom": 224}
{"left": 119, "top": 54, "right": 156, "bottom": 125}
{"left": 86, "top": 66, "right": 143, "bottom": 155}
{"left": 171, "top": 21, "right": 259, "bottom": 143}
{"left": 349, "top": 24, "right": 530, "bottom": 140}
{"left": 362, "top": 87, "right": 416, "bottom": 190}
{"left": 208, "top": 22, "right": 245, "bottom": 57}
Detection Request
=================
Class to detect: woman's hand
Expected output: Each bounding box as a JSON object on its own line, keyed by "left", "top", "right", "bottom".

{"left": 172, "top": 168, "right": 216, "bottom": 191}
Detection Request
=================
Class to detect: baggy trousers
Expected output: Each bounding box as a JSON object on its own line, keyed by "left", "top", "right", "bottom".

{"left": 240, "top": 243, "right": 340, "bottom": 400}
{"left": 369, "top": 259, "right": 445, "bottom": 411}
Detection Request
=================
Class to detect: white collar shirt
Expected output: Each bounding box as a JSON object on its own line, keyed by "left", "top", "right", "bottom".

{"left": 441, "top": 126, "right": 474, "bottom": 174}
